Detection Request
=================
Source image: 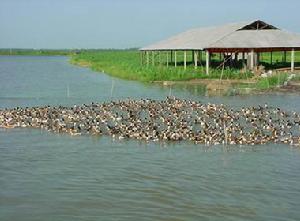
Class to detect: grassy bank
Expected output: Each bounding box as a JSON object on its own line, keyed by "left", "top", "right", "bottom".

{"left": 2, "top": 49, "right": 299, "bottom": 92}
{"left": 71, "top": 50, "right": 300, "bottom": 95}
{"left": 70, "top": 50, "right": 253, "bottom": 82}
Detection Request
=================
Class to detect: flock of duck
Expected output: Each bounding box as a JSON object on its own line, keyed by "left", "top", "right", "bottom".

{"left": 1, "top": 97, "right": 300, "bottom": 146}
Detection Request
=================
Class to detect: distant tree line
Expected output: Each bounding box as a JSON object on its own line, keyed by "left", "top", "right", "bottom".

{"left": 0, "top": 48, "right": 139, "bottom": 56}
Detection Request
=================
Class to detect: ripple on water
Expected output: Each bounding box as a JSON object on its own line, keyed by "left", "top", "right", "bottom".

{"left": 1, "top": 56, "right": 300, "bottom": 221}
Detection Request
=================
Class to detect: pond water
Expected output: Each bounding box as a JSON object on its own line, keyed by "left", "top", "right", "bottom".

{"left": 1, "top": 56, "right": 300, "bottom": 221}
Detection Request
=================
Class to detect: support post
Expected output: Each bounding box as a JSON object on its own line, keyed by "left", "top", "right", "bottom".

{"left": 199, "top": 51, "right": 202, "bottom": 65}
{"left": 184, "top": 51, "right": 187, "bottom": 70}
{"left": 152, "top": 51, "right": 155, "bottom": 66}
{"left": 250, "top": 50, "right": 254, "bottom": 70}
{"left": 206, "top": 50, "right": 210, "bottom": 75}
{"left": 270, "top": 51, "right": 273, "bottom": 65}
{"left": 140, "top": 51, "right": 142, "bottom": 65}
{"left": 159, "top": 51, "right": 161, "bottom": 66}
{"left": 235, "top": 53, "right": 238, "bottom": 63}
{"left": 166, "top": 51, "right": 169, "bottom": 67}
{"left": 174, "top": 51, "right": 177, "bottom": 67}
{"left": 146, "top": 51, "right": 149, "bottom": 67}
{"left": 283, "top": 51, "right": 287, "bottom": 63}
{"left": 194, "top": 51, "right": 198, "bottom": 69}
{"left": 291, "top": 48, "right": 295, "bottom": 72}
{"left": 192, "top": 50, "right": 194, "bottom": 63}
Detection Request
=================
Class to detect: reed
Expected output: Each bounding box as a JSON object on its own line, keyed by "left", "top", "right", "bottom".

{"left": 255, "top": 73, "right": 289, "bottom": 89}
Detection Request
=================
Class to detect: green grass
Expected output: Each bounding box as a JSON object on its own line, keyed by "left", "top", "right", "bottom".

{"left": 259, "top": 51, "right": 300, "bottom": 63}
{"left": 3, "top": 49, "right": 299, "bottom": 92}
{"left": 259, "top": 51, "right": 300, "bottom": 69}
{"left": 70, "top": 50, "right": 253, "bottom": 82}
{"left": 291, "top": 74, "right": 300, "bottom": 81}
{"left": 255, "top": 73, "right": 289, "bottom": 90}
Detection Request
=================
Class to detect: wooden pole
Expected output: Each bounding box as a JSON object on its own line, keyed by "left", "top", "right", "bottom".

{"left": 250, "top": 50, "right": 254, "bottom": 70}
{"left": 284, "top": 51, "right": 287, "bottom": 63}
{"left": 184, "top": 51, "right": 187, "bottom": 70}
{"left": 152, "top": 51, "right": 155, "bottom": 66}
{"left": 199, "top": 51, "right": 202, "bottom": 65}
{"left": 291, "top": 48, "right": 295, "bottom": 72}
{"left": 159, "top": 51, "right": 161, "bottom": 65}
{"left": 146, "top": 51, "right": 149, "bottom": 67}
{"left": 166, "top": 51, "right": 169, "bottom": 67}
{"left": 235, "top": 53, "right": 238, "bottom": 64}
{"left": 192, "top": 50, "right": 194, "bottom": 64}
{"left": 194, "top": 51, "right": 198, "bottom": 69}
{"left": 206, "top": 50, "right": 210, "bottom": 75}
{"left": 174, "top": 51, "right": 177, "bottom": 67}
{"left": 270, "top": 51, "right": 273, "bottom": 65}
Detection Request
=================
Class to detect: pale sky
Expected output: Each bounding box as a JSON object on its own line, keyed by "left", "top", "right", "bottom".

{"left": 0, "top": 0, "right": 300, "bottom": 49}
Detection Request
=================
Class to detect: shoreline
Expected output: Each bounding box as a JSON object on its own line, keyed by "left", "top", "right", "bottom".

{"left": 71, "top": 56, "right": 300, "bottom": 95}
{"left": 2, "top": 52, "right": 300, "bottom": 95}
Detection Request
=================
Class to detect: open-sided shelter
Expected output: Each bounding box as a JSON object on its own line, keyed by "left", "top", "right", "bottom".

{"left": 140, "top": 20, "right": 300, "bottom": 74}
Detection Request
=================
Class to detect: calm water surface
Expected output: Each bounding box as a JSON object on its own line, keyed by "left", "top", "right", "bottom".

{"left": 1, "top": 56, "right": 300, "bottom": 221}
